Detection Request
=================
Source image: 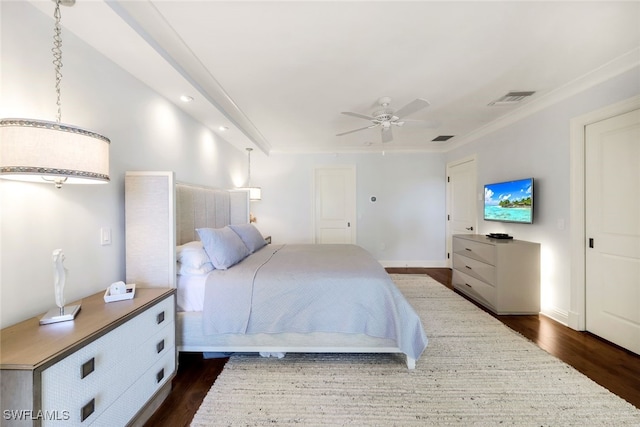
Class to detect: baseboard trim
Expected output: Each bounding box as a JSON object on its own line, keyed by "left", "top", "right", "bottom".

{"left": 540, "top": 306, "right": 569, "bottom": 327}
{"left": 567, "top": 310, "right": 585, "bottom": 331}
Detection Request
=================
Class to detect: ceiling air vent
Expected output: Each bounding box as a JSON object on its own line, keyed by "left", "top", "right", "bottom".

{"left": 432, "top": 135, "right": 454, "bottom": 142}
{"left": 488, "top": 91, "right": 535, "bottom": 106}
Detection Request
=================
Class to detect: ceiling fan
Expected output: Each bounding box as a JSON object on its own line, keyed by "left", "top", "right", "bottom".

{"left": 337, "top": 97, "right": 438, "bottom": 143}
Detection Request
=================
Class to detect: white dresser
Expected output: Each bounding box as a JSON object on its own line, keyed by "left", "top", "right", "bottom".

{"left": 452, "top": 234, "right": 540, "bottom": 315}
{"left": 0, "top": 288, "right": 176, "bottom": 426}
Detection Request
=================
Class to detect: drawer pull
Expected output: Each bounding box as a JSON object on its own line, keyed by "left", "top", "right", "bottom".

{"left": 81, "top": 357, "right": 95, "bottom": 379}
{"left": 156, "top": 368, "right": 165, "bottom": 383}
{"left": 465, "top": 283, "right": 473, "bottom": 288}
{"left": 157, "top": 339, "right": 165, "bottom": 354}
{"left": 465, "top": 265, "right": 472, "bottom": 270}
{"left": 156, "top": 311, "right": 165, "bottom": 324}
{"left": 81, "top": 398, "right": 95, "bottom": 422}
{"left": 465, "top": 248, "right": 472, "bottom": 252}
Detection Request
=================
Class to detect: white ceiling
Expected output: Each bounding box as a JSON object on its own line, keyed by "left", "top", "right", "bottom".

{"left": 29, "top": 1, "right": 640, "bottom": 155}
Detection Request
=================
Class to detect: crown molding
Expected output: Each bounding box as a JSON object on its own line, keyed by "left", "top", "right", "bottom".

{"left": 446, "top": 48, "right": 640, "bottom": 152}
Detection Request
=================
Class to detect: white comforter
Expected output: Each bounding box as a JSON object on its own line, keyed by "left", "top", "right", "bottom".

{"left": 202, "top": 244, "right": 428, "bottom": 360}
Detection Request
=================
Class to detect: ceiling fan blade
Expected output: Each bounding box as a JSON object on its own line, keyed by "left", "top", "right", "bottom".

{"left": 381, "top": 127, "right": 393, "bottom": 143}
{"left": 336, "top": 124, "right": 377, "bottom": 137}
{"left": 394, "top": 98, "right": 430, "bottom": 119}
{"left": 341, "top": 111, "right": 376, "bottom": 121}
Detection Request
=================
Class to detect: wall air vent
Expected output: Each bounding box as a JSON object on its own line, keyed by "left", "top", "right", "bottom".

{"left": 432, "top": 135, "right": 454, "bottom": 142}
{"left": 488, "top": 91, "right": 535, "bottom": 106}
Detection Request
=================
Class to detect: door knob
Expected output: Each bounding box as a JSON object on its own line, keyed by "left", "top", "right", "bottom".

{"left": 465, "top": 226, "right": 474, "bottom": 231}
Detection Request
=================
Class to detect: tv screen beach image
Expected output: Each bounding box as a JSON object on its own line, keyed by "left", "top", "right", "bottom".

{"left": 484, "top": 178, "right": 533, "bottom": 223}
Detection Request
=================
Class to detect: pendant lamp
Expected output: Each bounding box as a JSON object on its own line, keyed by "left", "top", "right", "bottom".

{"left": 243, "top": 147, "right": 261, "bottom": 200}
{"left": 0, "top": 0, "right": 110, "bottom": 189}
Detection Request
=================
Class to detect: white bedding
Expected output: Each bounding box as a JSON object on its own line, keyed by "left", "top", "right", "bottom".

{"left": 176, "top": 273, "right": 207, "bottom": 312}
{"left": 194, "top": 244, "right": 427, "bottom": 361}
{"left": 175, "top": 242, "right": 428, "bottom": 367}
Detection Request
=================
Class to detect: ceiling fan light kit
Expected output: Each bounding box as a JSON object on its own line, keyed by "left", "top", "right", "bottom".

{"left": 337, "top": 96, "right": 438, "bottom": 143}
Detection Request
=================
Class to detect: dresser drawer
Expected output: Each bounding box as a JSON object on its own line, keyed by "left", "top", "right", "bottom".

{"left": 91, "top": 322, "right": 175, "bottom": 424}
{"left": 132, "top": 295, "right": 174, "bottom": 334}
{"left": 453, "top": 237, "right": 496, "bottom": 266}
{"left": 41, "top": 296, "right": 175, "bottom": 425}
{"left": 41, "top": 295, "right": 173, "bottom": 388}
{"left": 91, "top": 349, "right": 176, "bottom": 427}
{"left": 453, "top": 269, "right": 496, "bottom": 308}
{"left": 42, "top": 321, "right": 174, "bottom": 425}
{"left": 453, "top": 253, "right": 496, "bottom": 285}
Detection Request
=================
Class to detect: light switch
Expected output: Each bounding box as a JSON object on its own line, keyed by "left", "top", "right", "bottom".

{"left": 100, "top": 228, "right": 112, "bottom": 246}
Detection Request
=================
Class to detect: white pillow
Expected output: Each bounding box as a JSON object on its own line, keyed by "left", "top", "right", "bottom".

{"left": 177, "top": 261, "right": 214, "bottom": 276}
{"left": 176, "top": 241, "right": 214, "bottom": 275}
{"left": 196, "top": 227, "right": 250, "bottom": 270}
{"left": 229, "top": 223, "right": 267, "bottom": 253}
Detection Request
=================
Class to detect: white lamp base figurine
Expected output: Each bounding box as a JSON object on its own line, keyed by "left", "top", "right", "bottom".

{"left": 40, "top": 249, "right": 81, "bottom": 325}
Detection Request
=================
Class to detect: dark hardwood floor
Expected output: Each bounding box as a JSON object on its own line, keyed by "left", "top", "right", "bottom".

{"left": 145, "top": 269, "right": 640, "bottom": 426}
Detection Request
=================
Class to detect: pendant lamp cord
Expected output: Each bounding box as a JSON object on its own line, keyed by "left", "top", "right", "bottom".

{"left": 52, "top": 0, "right": 63, "bottom": 123}
{"left": 247, "top": 148, "right": 253, "bottom": 187}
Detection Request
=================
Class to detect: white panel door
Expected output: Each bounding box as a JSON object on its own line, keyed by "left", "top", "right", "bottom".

{"left": 314, "top": 166, "right": 356, "bottom": 244}
{"left": 446, "top": 157, "right": 477, "bottom": 266}
{"left": 585, "top": 108, "right": 640, "bottom": 355}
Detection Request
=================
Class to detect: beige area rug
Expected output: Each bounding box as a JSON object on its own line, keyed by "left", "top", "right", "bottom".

{"left": 191, "top": 274, "right": 640, "bottom": 426}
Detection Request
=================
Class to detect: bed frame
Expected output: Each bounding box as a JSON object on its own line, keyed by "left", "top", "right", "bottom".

{"left": 125, "top": 171, "right": 416, "bottom": 369}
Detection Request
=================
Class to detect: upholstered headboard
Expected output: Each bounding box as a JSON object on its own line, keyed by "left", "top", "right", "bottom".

{"left": 175, "top": 183, "right": 249, "bottom": 245}
{"left": 125, "top": 171, "right": 249, "bottom": 288}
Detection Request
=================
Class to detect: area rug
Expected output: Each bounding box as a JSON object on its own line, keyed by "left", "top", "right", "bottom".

{"left": 191, "top": 274, "right": 640, "bottom": 426}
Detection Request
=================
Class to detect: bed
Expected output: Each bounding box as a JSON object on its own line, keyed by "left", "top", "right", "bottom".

{"left": 125, "top": 171, "right": 427, "bottom": 369}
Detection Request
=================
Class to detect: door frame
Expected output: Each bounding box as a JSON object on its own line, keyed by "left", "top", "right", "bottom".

{"left": 568, "top": 95, "right": 640, "bottom": 331}
{"left": 445, "top": 155, "right": 477, "bottom": 268}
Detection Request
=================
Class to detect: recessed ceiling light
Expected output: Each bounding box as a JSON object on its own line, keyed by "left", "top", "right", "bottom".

{"left": 180, "top": 95, "right": 193, "bottom": 103}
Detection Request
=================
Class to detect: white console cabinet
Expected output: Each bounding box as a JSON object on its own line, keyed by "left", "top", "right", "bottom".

{"left": 0, "top": 288, "right": 176, "bottom": 426}
{"left": 452, "top": 234, "right": 540, "bottom": 314}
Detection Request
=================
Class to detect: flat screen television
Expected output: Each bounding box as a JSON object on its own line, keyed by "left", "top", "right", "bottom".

{"left": 484, "top": 178, "right": 534, "bottom": 224}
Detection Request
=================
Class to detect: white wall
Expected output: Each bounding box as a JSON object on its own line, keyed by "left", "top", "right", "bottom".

{"left": 249, "top": 151, "right": 447, "bottom": 267}
{"left": 445, "top": 66, "right": 640, "bottom": 324}
{"left": 0, "top": 2, "right": 244, "bottom": 328}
